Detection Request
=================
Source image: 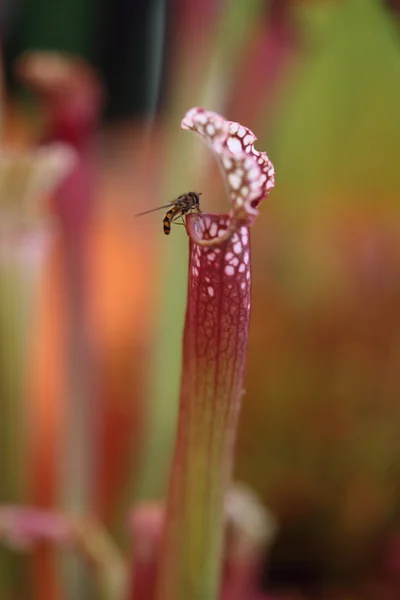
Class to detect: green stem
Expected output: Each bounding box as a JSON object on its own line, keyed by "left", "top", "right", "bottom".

{"left": 0, "top": 232, "right": 50, "bottom": 598}
{"left": 159, "top": 398, "right": 238, "bottom": 600}
{"left": 157, "top": 216, "right": 252, "bottom": 600}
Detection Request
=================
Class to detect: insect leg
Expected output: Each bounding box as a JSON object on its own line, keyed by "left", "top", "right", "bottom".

{"left": 170, "top": 213, "right": 186, "bottom": 226}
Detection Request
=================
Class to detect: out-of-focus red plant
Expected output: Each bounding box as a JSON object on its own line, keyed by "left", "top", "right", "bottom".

{"left": 127, "top": 484, "right": 276, "bottom": 600}
{"left": 15, "top": 50, "right": 160, "bottom": 600}
{"left": 18, "top": 52, "right": 147, "bottom": 527}
{"left": 16, "top": 52, "right": 101, "bottom": 234}
{"left": 17, "top": 51, "right": 102, "bottom": 599}
{"left": 227, "top": 1, "right": 298, "bottom": 130}
{"left": 17, "top": 51, "right": 101, "bottom": 506}
{"left": 383, "top": 0, "right": 400, "bottom": 14}
{"left": 0, "top": 140, "right": 76, "bottom": 599}
{"left": 156, "top": 108, "right": 274, "bottom": 600}
{"left": 127, "top": 502, "right": 165, "bottom": 600}
{"left": 222, "top": 483, "right": 277, "bottom": 600}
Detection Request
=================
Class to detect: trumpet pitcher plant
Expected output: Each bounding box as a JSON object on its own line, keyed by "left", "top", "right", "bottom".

{"left": 157, "top": 108, "right": 275, "bottom": 600}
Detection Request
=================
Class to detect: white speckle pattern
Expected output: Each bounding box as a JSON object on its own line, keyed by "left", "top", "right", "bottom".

{"left": 233, "top": 241, "right": 242, "bottom": 255}
{"left": 209, "top": 222, "right": 218, "bottom": 238}
{"left": 227, "top": 137, "right": 242, "bottom": 154}
{"left": 188, "top": 214, "right": 250, "bottom": 290}
{"left": 181, "top": 109, "right": 274, "bottom": 210}
{"left": 181, "top": 214, "right": 253, "bottom": 425}
{"left": 228, "top": 173, "right": 241, "bottom": 190}
{"left": 223, "top": 157, "right": 232, "bottom": 169}
{"left": 186, "top": 215, "right": 251, "bottom": 371}
{"left": 181, "top": 107, "right": 274, "bottom": 247}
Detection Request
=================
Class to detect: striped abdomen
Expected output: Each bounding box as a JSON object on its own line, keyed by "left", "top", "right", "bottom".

{"left": 163, "top": 205, "right": 181, "bottom": 235}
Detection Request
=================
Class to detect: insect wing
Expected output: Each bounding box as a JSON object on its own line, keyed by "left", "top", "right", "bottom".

{"left": 135, "top": 200, "right": 177, "bottom": 217}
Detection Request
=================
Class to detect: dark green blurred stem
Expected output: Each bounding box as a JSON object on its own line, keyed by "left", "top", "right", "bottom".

{"left": 142, "top": 0, "right": 167, "bottom": 158}
{"left": 0, "top": 508, "right": 127, "bottom": 600}
{"left": 72, "top": 516, "right": 127, "bottom": 600}
{"left": 101, "top": 0, "right": 168, "bottom": 123}
{"left": 0, "top": 237, "right": 49, "bottom": 599}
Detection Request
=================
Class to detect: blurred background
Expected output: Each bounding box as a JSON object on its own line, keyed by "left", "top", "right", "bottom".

{"left": 1, "top": 0, "right": 400, "bottom": 598}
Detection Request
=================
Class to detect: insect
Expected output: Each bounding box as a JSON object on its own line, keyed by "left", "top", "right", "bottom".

{"left": 135, "top": 191, "right": 202, "bottom": 235}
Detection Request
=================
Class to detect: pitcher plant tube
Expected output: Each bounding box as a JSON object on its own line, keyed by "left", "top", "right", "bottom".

{"left": 157, "top": 108, "right": 275, "bottom": 600}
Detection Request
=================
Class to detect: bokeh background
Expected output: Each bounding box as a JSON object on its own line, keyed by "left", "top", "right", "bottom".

{"left": 1, "top": 0, "right": 400, "bottom": 598}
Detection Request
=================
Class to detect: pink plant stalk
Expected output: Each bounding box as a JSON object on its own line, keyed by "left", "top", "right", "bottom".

{"left": 222, "top": 483, "right": 277, "bottom": 600}
{"left": 127, "top": 503, "right": 164, "bottom": 600}
{"left": 227, "top": 1, "right": 298, "bottom": 131}
{"left": 156, "top": 108, "right": 274, "bottom": 600}
{"left": 0, "top": 507, "right": 73, "bottom": 549}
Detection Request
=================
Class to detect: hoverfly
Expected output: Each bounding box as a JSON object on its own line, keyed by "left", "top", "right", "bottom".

{"left": 135, "top": 191, "right": 202, "bottom": 235}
